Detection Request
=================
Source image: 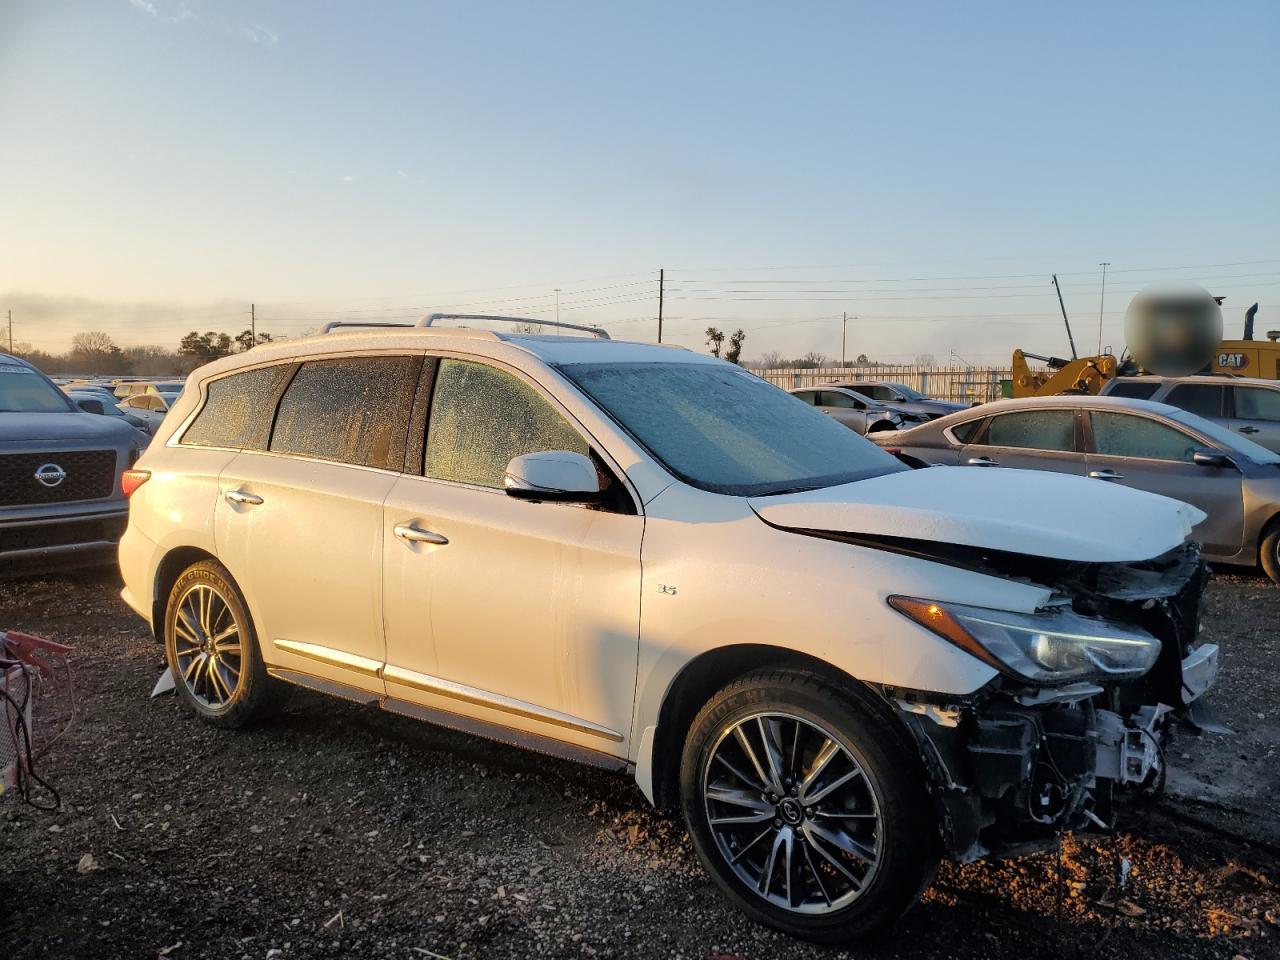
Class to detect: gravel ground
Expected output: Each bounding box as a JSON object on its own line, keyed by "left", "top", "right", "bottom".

{"left": 1, "top": 568, "right": 1277, "bottom": 960}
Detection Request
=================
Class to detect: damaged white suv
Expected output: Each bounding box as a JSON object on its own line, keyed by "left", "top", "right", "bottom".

{"left": 118, "top": 316, "right": 1219, "bottom": 943}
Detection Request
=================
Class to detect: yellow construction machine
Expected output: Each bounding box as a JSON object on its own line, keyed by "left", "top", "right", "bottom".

{"left": 1010, "top": 280, "right": 1277, "bottom": 398}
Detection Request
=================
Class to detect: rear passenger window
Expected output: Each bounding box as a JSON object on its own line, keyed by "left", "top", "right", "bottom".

{"left": 791, "top": 391, "right": 817, "bottom": 405}
{"left": 981, "top": 410, "right": 1076, "bottom": 451}
{"left": 1166, "top": 384, "right": 1225, "bottom": 418}
{"left": 820, "top": 391, "right": 863, "bottom": 409}
{"left": 1106, "top": 381, "right": 1161, "bottom": 401}
{"left": 183, "top": 365, "right": 292, "bottom": 450}
{"left": 270, "top": 356, "right": 419, "bottom": 469}
{"left": 425, "top": 359, "right": 587, "bottom": 488}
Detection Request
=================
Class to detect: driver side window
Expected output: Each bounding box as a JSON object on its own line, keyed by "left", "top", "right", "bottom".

{"left": 424, "top": 359, "right": 589, "bottom": 489}
{"left": 1090, "top": 411, "right": 1198, "bottom": 462}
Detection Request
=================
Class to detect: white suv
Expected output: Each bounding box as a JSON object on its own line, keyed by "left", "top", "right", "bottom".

{"left": 119, "top": 315, "right": 1219, "bottom": 942}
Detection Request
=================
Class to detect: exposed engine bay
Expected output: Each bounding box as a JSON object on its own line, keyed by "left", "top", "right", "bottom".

{"left": 879, "top": 540, "right": 1220, "bottom": 861}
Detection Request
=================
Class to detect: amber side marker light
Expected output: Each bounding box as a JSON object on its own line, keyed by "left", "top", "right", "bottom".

{"left": 886, "top": 595, "right": 1011, "bottom": 675}
{"left": 121, "top": 469, "right": 151, "bottom": 497}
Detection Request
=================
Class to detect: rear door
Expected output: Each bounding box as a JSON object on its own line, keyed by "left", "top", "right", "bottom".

{"left": 214, "top": 353, "right": 421, "bottom": 693}
{"left": 1084, "top": 409, "right": 1243, "bottom": 554}
{"left": 1228, "top": 385, "right": 1280, "bottom": 453}
{"left": 959, "top": 408, "right": 1086, "bottom": 475}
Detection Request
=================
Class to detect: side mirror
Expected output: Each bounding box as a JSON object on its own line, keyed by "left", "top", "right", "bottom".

{"left": 76, "top": 398, "right": 105, "bottom": 415}
{"left": 504, "top": 451, "right": 601, "bottom": 503}
{"left": 1192, "top": 449, "right": 1232, "bottom": 468}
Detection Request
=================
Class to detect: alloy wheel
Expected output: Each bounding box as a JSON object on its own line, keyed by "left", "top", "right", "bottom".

{"left": 702, "top": 712, "right": 883, "bottom": 914}
{"left": 172, "top": 582, "right": 244, "bottom": 708}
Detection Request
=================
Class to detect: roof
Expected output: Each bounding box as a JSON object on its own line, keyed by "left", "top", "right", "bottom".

{"left": 1111, "top": 374, "right": 1280, "bottom": 387}
{"left": 945, "top": 394, "right": 1186, "bottom": 417}
{"left": 188, "top": 322, "right": 709, "bottom": 382}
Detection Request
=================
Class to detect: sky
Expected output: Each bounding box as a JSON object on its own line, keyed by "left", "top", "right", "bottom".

{"left": 1, "top": 0, "right": 1278, "bottom": 363}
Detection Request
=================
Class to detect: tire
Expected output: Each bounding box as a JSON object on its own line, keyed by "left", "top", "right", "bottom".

{"left": 679, "top": 668, "right": 938, "bottom": 943}
{"left": 163, "top": 559, "right": 288, "bottom": 727}
{"left": 1260, "top": 526, "right": 1280, "bottom": 585}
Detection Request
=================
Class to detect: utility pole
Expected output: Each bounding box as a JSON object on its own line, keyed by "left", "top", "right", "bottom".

{"left": 250, "top": 303, "right": 256, "bottom": 344}
{"left": 6, "top": 310, "right": 11, "bottom": 353}
{"left": 657, "top": 268, "right": 665, "bottom": 343}
{"left": 841, "top": 312, "right": 847, "bottom": 366}
{"left": 1051, "top": 275, "right": 1077, "bottom": 359}
{"left": 1096, "top": 262, "right": 1110, "bottom": 354}
{"left": 554, "top": 288, "right": 561, "bottom": 324}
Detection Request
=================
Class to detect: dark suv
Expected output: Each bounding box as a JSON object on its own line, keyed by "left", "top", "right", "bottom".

{"left": 0, "top": 354, "right": 147, "bottom": 573}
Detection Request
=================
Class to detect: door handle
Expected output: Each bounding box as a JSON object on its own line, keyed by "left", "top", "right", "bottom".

{"left": 224, "top": 490, "right": 264, "bottom": 505}
{"left": 1239, "top": 426, "right": 1260, "bottom": 434}
{"left": 1089, "top": 470, "right": 1124, "bottom": 481}
{"left": 966, "top": 456, "right": 1000, "bottom": 466}
{"left": 394, "top": 523, "right": 449, "bottom": 546}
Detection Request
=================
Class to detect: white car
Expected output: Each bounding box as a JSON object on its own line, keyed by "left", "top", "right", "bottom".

{"left": 118, "top": 315, "right": 1218, "bottom": 942}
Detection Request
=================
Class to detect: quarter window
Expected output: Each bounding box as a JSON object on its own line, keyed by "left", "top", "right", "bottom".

{"left": 949, "top": 419, "right": 984, "bottom": 443}
{"left": 424, "top": 359, "right": 588, "bottom": 489}
{"left": 182, "top": 364, "right": 292, "bottom": 450}
{"left": 981, "top": 410, "right": 1076, "bottom": 451}
{"left": 1165, "top": 383, "right": 1225, "bottom": 418}
{"left": 270, "top": 356, "right": 419, "bottom": 469}
{"left": 1090, "top": 411, "right": 1198, "bottom": 462}
{"left": 1105, "top": 381, "right": 1161, "bottom": 401}
{"left": 1233, "top": 387, "right": 1280, "bottom": 421}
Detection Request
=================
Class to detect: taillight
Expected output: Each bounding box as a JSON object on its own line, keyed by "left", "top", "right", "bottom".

{"left": 121, "top": 469, "right": 151, "bottom": 497}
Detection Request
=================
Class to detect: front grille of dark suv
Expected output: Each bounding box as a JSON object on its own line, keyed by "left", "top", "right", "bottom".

{"left": 0, "top": 450, "right": 117, "bottom": 507}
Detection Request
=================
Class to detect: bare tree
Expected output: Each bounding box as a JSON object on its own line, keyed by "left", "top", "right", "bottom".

{"left": 69, "top": 331, "right": 127, "bottom": 373}
{"left": 757, "top": 349, "right": 785, "bottom": 370}
{"left": 914, "top": 352, "right": 937, "bottom": 367}
{"left": 800, "top": 350, "right": 828, "bottom": 368}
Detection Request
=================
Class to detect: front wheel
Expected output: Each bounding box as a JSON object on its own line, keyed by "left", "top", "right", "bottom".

{"left": 679, "top": 669, "right": 938, "bottom": 943}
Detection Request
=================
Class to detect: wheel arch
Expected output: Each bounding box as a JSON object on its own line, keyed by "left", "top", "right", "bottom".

{"left": 151, "top": 545, "right": 220, "bottom": 640}
{"left": 642, "top": 644, "right": 900, "bottom": 812}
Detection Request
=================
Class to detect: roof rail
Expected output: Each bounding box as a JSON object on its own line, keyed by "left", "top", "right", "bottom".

{"left": 418, "top": 312, "right": 610, "bottom": 340}
{"left": 319, "top": 320, "right": 417, "bottom": 334}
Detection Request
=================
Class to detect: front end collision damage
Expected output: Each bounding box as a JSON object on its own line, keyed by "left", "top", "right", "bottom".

{"left": 880, "top": 541, "right": 1219, "bottom": 862}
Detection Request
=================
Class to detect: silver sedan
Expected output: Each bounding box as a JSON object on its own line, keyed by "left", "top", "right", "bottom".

{"left": 871, "top": 394, "right": 1280, "bottom": 582}
{"left": 787, "top": 385, "right": 924, "bottom": 435}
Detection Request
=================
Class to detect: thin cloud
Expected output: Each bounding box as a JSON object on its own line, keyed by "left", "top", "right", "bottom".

{"left": 128, "top": 0, "right": 157, "bottom": 15}
{"left": 243, "top": 24, "right": 279, "bottom": 46}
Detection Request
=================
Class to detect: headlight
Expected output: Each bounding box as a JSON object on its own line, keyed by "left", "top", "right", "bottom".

{"left": 887, "top": 596, "right": 1161, "bottom": 685}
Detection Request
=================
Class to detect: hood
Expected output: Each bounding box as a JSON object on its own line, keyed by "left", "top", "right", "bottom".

{"left": 0, "top": 411, "right": 139, "bottom": 445}
{"left": 749, "top": 466, "right": 1205, "bottom": 563}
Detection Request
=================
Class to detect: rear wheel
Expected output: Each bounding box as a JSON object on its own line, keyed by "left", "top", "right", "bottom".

{"left": 680, "top": 669, "right": 938, "bottom": 943}
{"left": 164, "top": 560, "right": 287, "bottom": 727}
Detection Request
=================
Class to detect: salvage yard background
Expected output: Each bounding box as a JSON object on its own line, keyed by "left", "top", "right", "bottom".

{"left": 1, "top": 570, "right": 1276, "bottom": 960}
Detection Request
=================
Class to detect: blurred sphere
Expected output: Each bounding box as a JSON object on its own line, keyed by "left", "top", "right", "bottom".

{"left": 1124, "top": 282, "right": 1222, "bottom": 376}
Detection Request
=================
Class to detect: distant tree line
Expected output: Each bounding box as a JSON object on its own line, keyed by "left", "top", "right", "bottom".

{"left": 10, "top": 328, "right": 274, "bottom": 376}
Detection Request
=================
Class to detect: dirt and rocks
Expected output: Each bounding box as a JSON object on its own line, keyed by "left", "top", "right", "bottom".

{"left": 1, "top": 568, "right": 1277, "bottom": 960}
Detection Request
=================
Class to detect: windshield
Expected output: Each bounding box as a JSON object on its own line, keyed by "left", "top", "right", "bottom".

{"left": 1168, "top": 408, "right": 1280, "bottom": 463}
{"left": 887, "top": 382, "right": 925, "bottom": 400}
{"left": 558, "top": 361, "right": 905, "bottom": 495}
{"left": 0, "top": 363, "right": 73, "bottom": 413}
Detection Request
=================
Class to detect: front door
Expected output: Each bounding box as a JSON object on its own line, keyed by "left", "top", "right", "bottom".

{"left": 1084, "top": 409, "right": 1244, "bottom": 555}
{"left": 214, "top": 354, "right": 420, "bottom": 692}
{"left": 815, "top": 391, "right": 870, "bottom": 434}
{"left": 381, "top": 357, "right": 643, "bottom": 755}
